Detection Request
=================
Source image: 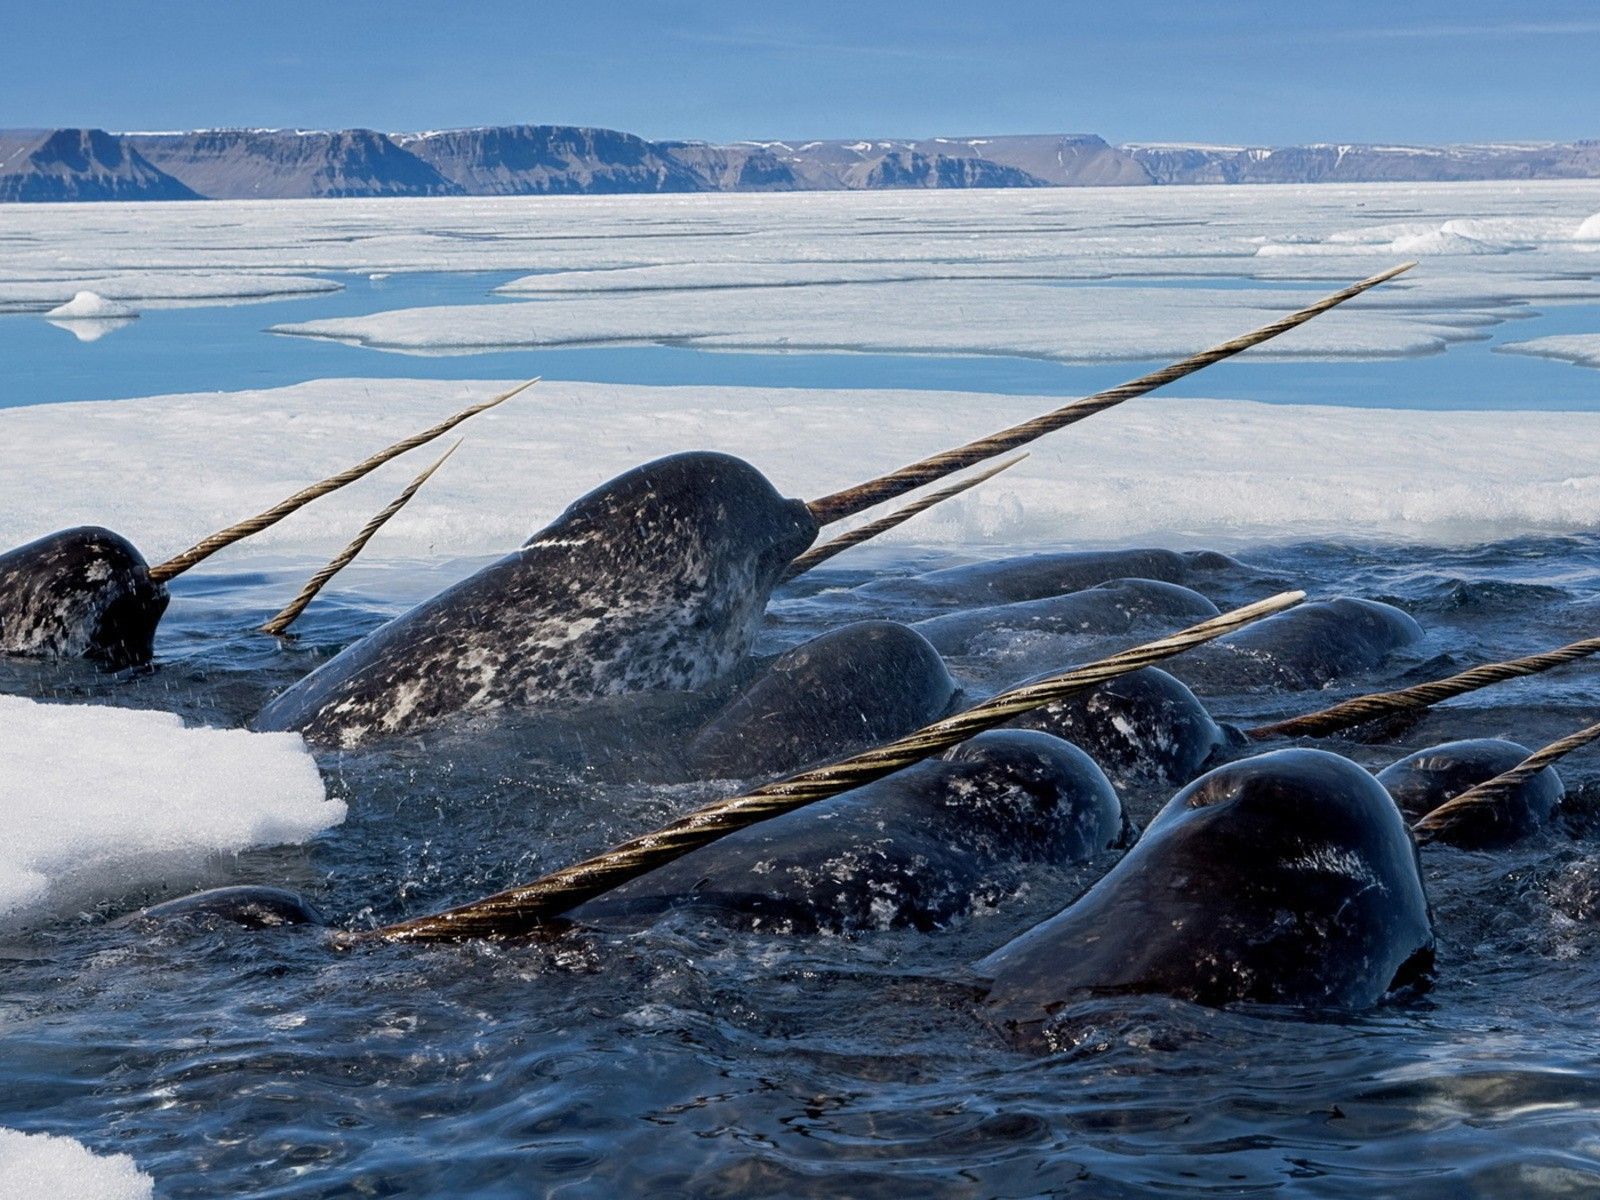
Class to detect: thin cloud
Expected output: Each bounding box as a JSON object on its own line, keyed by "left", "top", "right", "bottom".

{"left": 1331, "top": 19, "right": 1600, "bottom": 39}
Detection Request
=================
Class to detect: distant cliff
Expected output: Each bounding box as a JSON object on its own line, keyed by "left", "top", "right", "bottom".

{"left": 2, "top": 125, "right": 1597, "bottom": 201}
{"left": 127, "top": 129, "right": 459, "bottom": 198}
{"left": 1126, "top": 140, "right": 1600, "bottom": 184}
{"left": 397, "top": 125, "right": 704, "bottom": 194}
{"left": 0, "top": 128, "right": 198, "bottom": 202}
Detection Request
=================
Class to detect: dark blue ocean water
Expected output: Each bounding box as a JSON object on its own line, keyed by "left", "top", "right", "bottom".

{"left": 4, "top": 533, "right": 1600, "bottom": 1197}
{"left": 2, "top": 270, "right": 1598, "bottom": 412}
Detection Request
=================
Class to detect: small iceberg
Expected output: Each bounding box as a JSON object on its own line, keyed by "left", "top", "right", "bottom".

{"left": 44, "top": 290, "right": 138, "bottom": 320}
{"left": 0, "top": 694, "right": 342, "bottom": 921}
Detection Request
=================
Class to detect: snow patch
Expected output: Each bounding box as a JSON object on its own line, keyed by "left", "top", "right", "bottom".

{"left": 45, "top": 291, "right": 136, "bottom": 320}
{"left": 0, "top": 1128, "right": 153, "bottom": 1200}
{"left": 0, "top": 696, "right": 341, "bottom": 920}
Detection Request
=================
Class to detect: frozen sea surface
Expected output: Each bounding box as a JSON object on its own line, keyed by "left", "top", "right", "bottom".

{"left": 4, "top": 184, "right": 1600, "bottom": 1196}
{"left": 4, "top": 181, "right": 1600, "bottom": 410}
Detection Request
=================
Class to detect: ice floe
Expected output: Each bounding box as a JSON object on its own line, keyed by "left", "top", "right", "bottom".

{"left": 0, "top": 1129, "right": 152, "bottom": 1200}
{"left": 0, "top": 379, "right": 1597, "bottom": 567}
{"left": 1498, "top": 334, "right": 1600, "bottom": 370}
{"left": 0, "top": 271, "right": 339, "bottom": 313}
{"left": 1258, "top": 213, "right": 1600, "bottom": 258}
{"left": 0, "top": 695, "right": 340, "bottom": 920}
{"left": 45, "top": 291, "right": 137, "bottom": 319}
{"left": 0, "top": 183, "right": 1595, "bottom": 291}
{"left": 270, "top": 280, "right": 1488, "bottom": 360}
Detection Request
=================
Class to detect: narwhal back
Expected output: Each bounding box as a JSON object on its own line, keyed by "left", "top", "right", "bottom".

{"left": 256, "top": 452, "right": 818, "bottom": 745}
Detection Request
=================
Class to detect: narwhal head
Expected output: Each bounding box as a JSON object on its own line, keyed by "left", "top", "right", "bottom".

{"left": 531, "top": 449, "right": 818, "bottom": 608}
{"left": 0, "top": 383, "right": 532, "bottom": 670}
{"left": 0, "top": 526, "right": 169, "bottom": 668}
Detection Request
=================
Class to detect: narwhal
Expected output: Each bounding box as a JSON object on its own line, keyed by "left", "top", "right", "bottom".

{"left": 1005, "top": 631, "right": 1600, "bottom": 791}
{"left": 974, "top": 748, "right": 1436, "bottom": 1038}
{"left": 257, "top": 266, "right": 1413, "bottom": 747}
{"left": 133, "top": 599, "right": 1298, "bottom": 937}
{"left": 0, "top": 382, "right": 532, "bottom": 668}
{"left": 974, "top": 724, "right": 1600, "bottom": 1040}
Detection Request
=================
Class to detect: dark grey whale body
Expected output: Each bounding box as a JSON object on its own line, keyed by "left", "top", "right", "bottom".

{"left": 975, "top": 749, "right": 1434, "bottom": 1034}
{"left": 1005, "top": 667, "right": 1239, "bottom": 790}
{"left": 856, "top": 549, "right": 1239, "bottom": 609}
{"left": 257, "top": 453, "right": 819, "bottom": 746}
{"left": 1378, "top": 737, "right": 1563, "bottom": 848}
{"left": 0, "top": 527, "right": 168, "bottom": 669}
{"left": 134, "top": 886, "right": 323, "bottom": 929}
{"left": 574, "top": 730, "right": 1124, "bottom": 934}
{"left": 686, "top": 620, "right": 960, "bottom": 778}
{"left": 1172, "top": 596, "right": 1423, "bottom": 691}
{"left": 912, "top": 578, "right": 1221, "bottom": 657}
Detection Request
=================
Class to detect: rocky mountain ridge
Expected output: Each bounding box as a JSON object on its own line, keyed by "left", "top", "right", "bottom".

{"left": 3, "top": 124, "right": 1596, "bottom": 201}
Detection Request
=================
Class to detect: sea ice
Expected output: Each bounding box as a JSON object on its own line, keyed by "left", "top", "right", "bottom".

{"left": 269, "top": 280, "right": 1485, "bottom": 361}
{"left": 1497, "top": 334, "right": 1600, "bottom": 370}
{"left": 0, "top": 378, "right": 1597, "bottom": 567}
{"left": 45, "top": 290, "right": 137, "bottom": 319}
{"left": 0, "top": 695, "right": 340, "bottom": 919}
{"left": 0, "top": 183, "right": 1594, "bottom": 301}
{"left": 0, "top": 1129, "right": 153, "bottom": 1200}
{"left": 0, "top": 271, "right": 339, "bottom": 313}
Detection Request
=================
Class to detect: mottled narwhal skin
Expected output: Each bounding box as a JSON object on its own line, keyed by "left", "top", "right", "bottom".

{"left": 857, "top": 549, "right": 1240, "bottom": 608}
{"left": 133, "top": 886, "right": 324, "bottom": 929}
{"left": 687, "top": 620, "right": 960, "bottom": 777}
{"left": 0, "top": 527, "right": 169, "bottom": 669}
{"left": 1174, "top": 596, "right": 1423, "bottom": 691}
{"left": 975, "top": 749, "right": 1435, "bottom": 1034}
{"left": 257, "top": 453, "right": 818, "bottom": 746}
{"left": 912, "top": 578, "right": 1221, "bottom": 657}
{"left": 1378, "top": 737, "right": 1563, "bottom": 849}
{"left": 575, "top": 730, "right": 1124, "bottom": 934}
{"left": 1005, "top": 667, "right": 1239, "bottom": 790}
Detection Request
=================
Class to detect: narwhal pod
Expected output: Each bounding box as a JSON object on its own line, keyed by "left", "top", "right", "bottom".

{"left": 572, "top": 730, "right": 1124, "bottom": 934}
{"left": 911, "top": 578, "right": 1221, "bottom": 658}
{"left": 1378, "top": 738, "right": 1563, "bottom": 849}
{"left": 685, "top": 620, "right": 960, "bottom": 778}
{"left": 1170, "top": 597, "right": 1423, "bottom": 691}
{"left": 258, "top": 453, "right": 819, "bottom": 747}
{"left": 974, "top": 749, "right": 1434, "bottom": 1032}
{"left": 1004, "top": 667, "right": 1241, "bottom": 791}
{"left": 854, "top": 549, "right": 1241, "bottom": 609}
{"left": 0, "top": 528, "right": 168, "bottom": 669}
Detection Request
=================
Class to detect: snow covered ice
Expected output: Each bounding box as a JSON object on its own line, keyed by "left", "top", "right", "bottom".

{"left": 0, "top": 270, "right": 339, "bottom": 313}
{"left": 1498, "top": 334, "right": 1600, "bottom": 370}
{"left": 3, "top": 379, "right": 1600, "bottom": 569}
{"left": 0, "top": 1129, "right": 153, "bottom": 1200}
{"left": 268, "top": 278, "right": 1491, "bottom": 360}
{"left": 45, "top": 290, "right": 137, "bottom": 319}
{"left": 0, "top": 696, "right": 340, "bottom": 919}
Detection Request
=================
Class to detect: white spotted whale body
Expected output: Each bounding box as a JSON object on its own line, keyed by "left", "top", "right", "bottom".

{"left": 256, "top": 452, "right": 819, "bottom": 746}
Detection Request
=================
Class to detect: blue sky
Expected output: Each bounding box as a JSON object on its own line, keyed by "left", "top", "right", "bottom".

{"left": 4, "top": 1, "right": 1596, "bottom": 143}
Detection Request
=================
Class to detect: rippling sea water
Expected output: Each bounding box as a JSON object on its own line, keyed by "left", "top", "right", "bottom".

{"left": 3, "top": 184, "right": 1600, "bottom": 1196}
